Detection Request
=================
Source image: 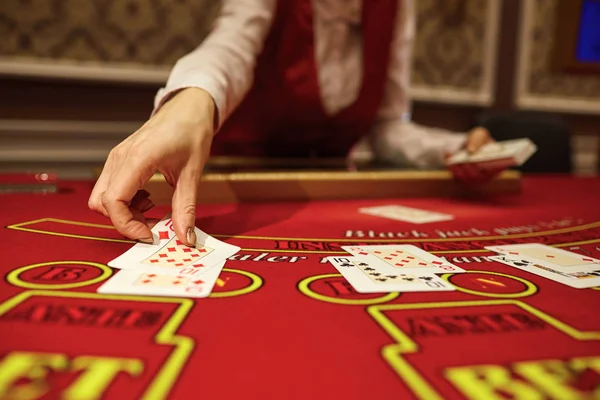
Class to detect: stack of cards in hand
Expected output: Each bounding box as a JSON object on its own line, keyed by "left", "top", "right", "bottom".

{"left": 486, "top": 243, "right": 600, "bottom": 289}
{"left": 98, "top": 216, "right": 240, "bottom": 298}
{"left": 327, "top": 245, "right": 464, "bottom": 293}
{"left": 446, "top": 138, "right": 537, "bottom": 170}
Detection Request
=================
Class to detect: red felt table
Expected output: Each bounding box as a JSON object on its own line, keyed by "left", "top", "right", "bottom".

{"left": 1, "top": 175, "right": 599, "bottom": 400}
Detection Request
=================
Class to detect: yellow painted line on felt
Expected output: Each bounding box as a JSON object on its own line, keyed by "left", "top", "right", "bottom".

{"left": 0, "top": 290, "right": 195, "bottom": 400}
{"left": 7, "top": 226, "right": 135, "bottom": 244}
{"left": 475, "top": 278, "right": 506, "bottom": 287}
{"left": 8, "top": 217, "right": 600, "bottom": 244}
{"left": 366, "top": 299, "right": 600, "bottom": 399}
{"left": 7, "top": 218, "right": 600, "bottom": 256}
{"left": 212, "top": 220, "right": 600, "bottom": 242}
{"left": 215, "top": 277, "right": 229, "bottom": 287}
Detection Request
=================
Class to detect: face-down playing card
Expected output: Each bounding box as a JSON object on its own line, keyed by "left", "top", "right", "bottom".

{"left": 327, "top": 256, "right": 456, "bottom": 293}
{"left": 97, "top": 261, "right": 226, "bottom": 298}
{"left": 485, "top": 243, "right": 600, "bottom": 273}
{"left": 341, "top": 245, "right": 465, "bottom": 275}
{"left": 108, "top": 218, "right": 240, "bottom": 272}
{"left": 359, "top": 205, "right": 454, "bottom": 224}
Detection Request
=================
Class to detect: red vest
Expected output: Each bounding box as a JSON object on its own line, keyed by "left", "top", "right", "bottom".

{"left": 210, "top": 0, "right": 399, "bottom": 158}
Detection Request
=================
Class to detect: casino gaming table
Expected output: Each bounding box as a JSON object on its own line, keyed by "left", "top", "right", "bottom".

{"left": 1, "top": 171, "right": 599, "bottom": 399}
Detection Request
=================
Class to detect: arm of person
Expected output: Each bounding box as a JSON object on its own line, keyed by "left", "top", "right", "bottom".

{"left": 89, "top": 0, "right": 276, "bottom": 245}
{"left": 153, "top": 0, "right": 277, "bottom": 129}
{"left": 367, "top": 0, "right": 492, "bottom": 170}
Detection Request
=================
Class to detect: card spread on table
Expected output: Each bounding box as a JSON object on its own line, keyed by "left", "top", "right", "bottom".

{"left": 489, "top": 255, "right": 600, "bottom": 289}
{"left": 485, "top": 243, "right": 600, "bottom": 273}
{"left": 98, "top": 261, "right": 226, "bottom": 298}
{"left": 341, "top": 244, "right": 465, "bottom": 274}
{"left": 446, "top": 138, "right": 537, "bottom": 166}
{"left": 327, "top": 256, "right": 455, "bottom": 293}
{"left": 359, "top": 205, "right": 454, "bottom": 224}
{"left": 108, "top": 218, "right": 240, "bottom": 272}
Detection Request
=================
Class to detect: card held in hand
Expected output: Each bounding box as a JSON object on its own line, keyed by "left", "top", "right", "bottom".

{"left": 108, "top": 217, "right": 240, "bottom": 272}
{"left": 446, "top": 138, "right": 537, "bottom": 166}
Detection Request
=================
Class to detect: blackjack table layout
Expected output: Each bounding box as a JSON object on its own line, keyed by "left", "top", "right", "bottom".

{"left": 1, "top": 166, "right": 600, "bottom": 400}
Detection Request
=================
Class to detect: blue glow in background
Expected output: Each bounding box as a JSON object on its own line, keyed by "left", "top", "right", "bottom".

{"left": 576, "top": 0, "right": 600, "bottom": 62}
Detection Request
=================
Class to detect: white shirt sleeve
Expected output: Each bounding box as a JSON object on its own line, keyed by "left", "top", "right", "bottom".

{"left": 153, "top": 0, "right": 276, "bottom": 130}
{"left": 367, "top": 0, "right": 467, "bottom": 168}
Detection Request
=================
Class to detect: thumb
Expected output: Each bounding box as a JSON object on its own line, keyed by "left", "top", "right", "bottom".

{"left": 467, "top": 128, "right": 491, "bottom": 153}
{"left": 171, "top": 163, "right": 201, "bottom": 246}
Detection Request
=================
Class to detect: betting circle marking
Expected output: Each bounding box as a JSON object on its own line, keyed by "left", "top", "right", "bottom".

{"left": 441, "top": 270, "right": 537, "bottom": 299}
{"left": 298, "top": 273, "right": 399, "bottom": 305}
{"left": 208, "top": 268, "right": 263, "bottom": 298}
{"left": 7, "top": 261, "right": 113, "bottom": 289}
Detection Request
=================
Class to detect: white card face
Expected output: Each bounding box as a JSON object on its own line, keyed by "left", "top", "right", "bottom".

{"left": 327, "top": 256, "right": 456, "bottom": 293}
{"left": 341, "top": 245, "right": 465, "bottom": 274}
{"left": 485, "top": 244, "right": 600, "bottom": 273}
{"left": 489, "top": 255, "right": 600, "bottom": 289}
{"left": 447, "top": 138, "right": 532, "bottom": 165}
{"left": 108, "top": 218, "right": 240, "bottom": 272}
{"left": 359, "top": 205, "right": 454, "bottom": 224}
{"left": 98, "top": 261, "right": 225, "bottom": 298}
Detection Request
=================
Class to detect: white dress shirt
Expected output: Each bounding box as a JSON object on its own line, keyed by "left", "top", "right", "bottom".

{"left": 154, "top": 0, "right": 467, "bottom": 167}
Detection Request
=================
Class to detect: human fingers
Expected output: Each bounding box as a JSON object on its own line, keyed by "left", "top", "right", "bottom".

{"left": 89, "top": 152, "right": 116, "bottom": 217}
{"left": 466, "top": 127, "right": 493, "bottom": 154}
{"left": 170, "top": 162, "right": 202, "bottom": 246}
{"left": 102, "top": 160, "right": 156, "bottom": 243}
{"left": 130, "top": 190, "right": 154, "bottom": 213}
{"left": 146, "top": 218, "right": 162, "bottom": 230}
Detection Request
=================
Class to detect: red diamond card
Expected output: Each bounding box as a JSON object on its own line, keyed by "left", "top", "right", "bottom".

{"left": 341, "top": 245, "right": 465, "bottom": 274}
{"left": 108, "top": 217, "right": 240, "bottom": 274}
{"left": 98, "top": 261, "right": 226, "bottom": 298}
{"left": 142, "top": 237, "right": 214, "bottom": 268}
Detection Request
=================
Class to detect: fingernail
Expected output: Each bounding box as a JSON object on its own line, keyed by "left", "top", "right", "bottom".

{"left": 138, "top": 237, "right": 154, "bottom": 244}
{"left": 187, "top": 228, "right": 196, "bottom": 246}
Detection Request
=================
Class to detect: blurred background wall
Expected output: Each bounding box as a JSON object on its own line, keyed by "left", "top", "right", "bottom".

{"left": 0, "top": 0, "right": 599, "bottom": 177}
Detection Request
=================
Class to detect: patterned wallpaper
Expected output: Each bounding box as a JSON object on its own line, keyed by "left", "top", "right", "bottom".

{"left": 0, "top": 0, "right": 221, "bottom": 65}
{"left": 0, "top": 0, "right": 496, "bottom": 104}
{"left": 412, "top": 0, "right": 488, "bottom": 91}
{"left": 516, "top": 0, "right": 600, "bottom": 114}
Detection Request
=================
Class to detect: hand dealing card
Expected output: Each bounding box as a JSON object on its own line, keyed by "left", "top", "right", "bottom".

{"left": 446, "top": 138, "right": 537, "bottom": 166}
{"left": 489, "top": 255, "right": 600, "bottom": 289}
{"left": 108, "top": 218, "right": 240, "bottom": 272}
{"left": 97, "top": 261, "right": 226, "bottom": 298}
{"left": 359, "top": 205, "right": 454, "bottom": 224}
{"left": 485, "top": 243, "right": 600, "bottom": 273}
{"left": 341, "top": 244, "right": 465, "bottom": 274}
{"left": 327, "top": 256, "right": 455, "bottom": 293}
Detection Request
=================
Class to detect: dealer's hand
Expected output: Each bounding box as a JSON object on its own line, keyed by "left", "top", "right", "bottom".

{"left": 89, "top": 88, "right": 215, "bottom": 246}
{"left": 449, "top": 127, "right": 504, "bottom": 184}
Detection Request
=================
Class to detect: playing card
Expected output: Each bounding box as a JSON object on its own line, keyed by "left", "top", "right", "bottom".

{"left": 489, "top": 255, "right": 600, "bottom": 289}
{"left": 327, "top": 256, "right": 456, "bottom": 293}
{"left": 359, "top": 205, "right": 454, "bottom": 224}
{"left": 108, "top": 218, "right": 240, "bottom": 272}
{"left": 446, "top": 138, "right": 537, "bottom": 166}
{"left": 341, "top": 245, "right": 465, "bottom": 274}
{"left": 97, "top": 261, "right": 226, "bottom": 298}
{"left": 485, "top": 243, "right": 600, "bottom": 273}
